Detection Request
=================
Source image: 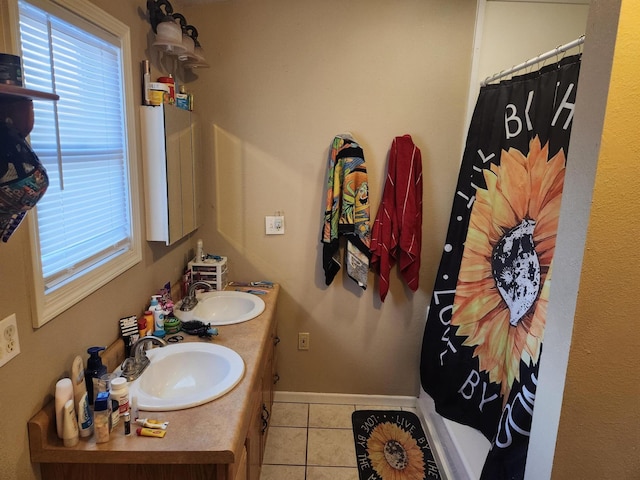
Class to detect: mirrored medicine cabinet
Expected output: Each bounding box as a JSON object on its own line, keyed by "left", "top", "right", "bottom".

{"left": 140, "top": 104, "right": 200, "bottom": 245}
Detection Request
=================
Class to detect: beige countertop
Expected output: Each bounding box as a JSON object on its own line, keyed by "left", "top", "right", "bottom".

{"left": 28, "top": 285, "right": 279, "bottom": 466}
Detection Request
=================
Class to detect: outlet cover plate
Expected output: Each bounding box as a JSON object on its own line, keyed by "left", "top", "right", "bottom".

{"left": 298, "top": 332, "right": 309, "bottom": 350}
{"left": 265, "top": 215, "right": 285, "bottom": 235}
{"left": 0, "top": 314, "right": 20, "bottom": 368}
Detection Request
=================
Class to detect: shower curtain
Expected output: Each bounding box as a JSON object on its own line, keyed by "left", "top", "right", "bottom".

{"left": 420, "top": 54, "right": 581, "bottom": 479}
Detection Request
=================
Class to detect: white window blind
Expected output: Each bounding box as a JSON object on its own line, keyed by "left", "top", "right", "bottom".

{"left": 18, "top": 1, "right": 132, "bottom": 291}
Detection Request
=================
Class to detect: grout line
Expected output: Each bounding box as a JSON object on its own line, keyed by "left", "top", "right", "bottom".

{"left": 304, "top": 402, "right": 309, "bottom": 480}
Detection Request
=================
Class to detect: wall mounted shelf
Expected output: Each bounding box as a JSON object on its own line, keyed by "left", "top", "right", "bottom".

{"left": 0, "top": 84, "right": 59, "bottom": 101}
{"left": 0, "top": 84, "right": 58, "bottom": 138}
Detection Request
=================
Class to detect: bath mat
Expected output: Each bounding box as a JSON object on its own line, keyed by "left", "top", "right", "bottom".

{"left": 352, "top": 410, "right": 441, "bottom": 480}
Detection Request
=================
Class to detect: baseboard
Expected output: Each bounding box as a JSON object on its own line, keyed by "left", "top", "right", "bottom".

{"left": 273, "top": 391, "right": 418, "bottom": 408}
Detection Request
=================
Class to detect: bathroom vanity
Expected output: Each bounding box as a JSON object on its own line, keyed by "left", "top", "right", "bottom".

{"left": 28, "top": 286, "right": 279, "bottom": 480}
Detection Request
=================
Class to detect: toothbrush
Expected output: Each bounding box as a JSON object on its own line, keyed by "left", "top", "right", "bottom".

{"left": 235, "top": 288, "right": 268, "bottom": 295}
{"left": 230, "top": 281, "right": 273, "bottom": 288}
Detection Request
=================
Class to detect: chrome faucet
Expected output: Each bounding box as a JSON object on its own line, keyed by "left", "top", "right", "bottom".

{"left": 179, "top": 280, "right": 213, "bottom": 312}
{"left": 120, "top": 335, "right": 168, "bottom": 381}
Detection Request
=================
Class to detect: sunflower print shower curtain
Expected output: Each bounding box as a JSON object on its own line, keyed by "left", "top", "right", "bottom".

{"left": 420, "top": 55, "right": 581, "bottom": 479}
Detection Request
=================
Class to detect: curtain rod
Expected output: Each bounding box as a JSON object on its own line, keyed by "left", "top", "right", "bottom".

{"left": 481, "top": 35, "right": 585, "bottom": 87}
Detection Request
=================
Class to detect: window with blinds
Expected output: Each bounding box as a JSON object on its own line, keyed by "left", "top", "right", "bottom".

{"left": 18, "top": 0, "right": 141, "bottom": 326}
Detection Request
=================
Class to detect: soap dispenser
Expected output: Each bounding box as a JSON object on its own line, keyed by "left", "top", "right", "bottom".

{"left": 150, "top": 295, "right": 165, "bottom": 334}
{"left": 85, "top": 346, "right": 107, "bottom": 405}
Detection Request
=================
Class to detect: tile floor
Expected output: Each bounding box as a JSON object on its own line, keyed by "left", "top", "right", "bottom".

{"left": 259, "top": 401, "right": 418, "bottom": 480}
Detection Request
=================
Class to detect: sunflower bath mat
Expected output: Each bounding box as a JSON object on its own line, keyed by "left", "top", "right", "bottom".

{"left": 352, "top": 410, "right": 441, "bottom": 480}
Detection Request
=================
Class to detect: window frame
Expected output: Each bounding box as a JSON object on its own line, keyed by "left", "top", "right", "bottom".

{"left": 14, "top": 0, "right": 142, "bottom": 327}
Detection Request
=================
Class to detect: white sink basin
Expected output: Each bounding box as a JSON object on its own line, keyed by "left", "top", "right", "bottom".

{"left": 174, "top": 290, "right": 266, "bottom": 325}
{"left": 129, "top": 342, "right": 245, "bottom": 411}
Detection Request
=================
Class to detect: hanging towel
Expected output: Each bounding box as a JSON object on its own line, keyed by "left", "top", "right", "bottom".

{"left": 322, "top": 134, "right": 371, "bottom": 289}
{"left": 370, "top": 135, "right": 423, "bottom": 301}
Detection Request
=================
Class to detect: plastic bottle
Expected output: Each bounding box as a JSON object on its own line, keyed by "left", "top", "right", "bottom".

{"left": 110, "top": 377, "right": 130, "bottom": 419}
{"left": 62, "top": 399, "right": 79, "bottom": 447}
{"left": 110, "top": 395, "right": 120, "bottom": 428}
{"left": 54, "top": 378, "right": 73, "bottom": 439}
{"left": 196, "top": 239, "right": 204, "bottom": 262}
{"left": 157, "top": 75, "right": 175, "bottom": 104}
{"left": 85, "top": 347, "right": 107, "bottom": 405}
{"left": 70, "top": 355, "right": 93, "bottom": 437}
{"left": 123, "top": 411, "right": 131, "bottom": 436}
{"left": 130, "top": 395, "right": 139, "bottom": 421}
{"left": 143, "top": 310, "right": 154, "bottom": 336}
{"left": 141, "top": 60, "right": 151, "bottom": 106}
{"left": 137, "top": 316, "right": 147, "bottom": 337}
{"left": 93, "top": 391, "right": 111, "bottom": 443}
{"left": 150, "top": 296, "right": 164, "bottom": 333}
{"left": 98, "top": 373, "right": 120, "bottom": 427}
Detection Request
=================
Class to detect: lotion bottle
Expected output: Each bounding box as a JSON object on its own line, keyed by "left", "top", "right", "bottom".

{"left": 150, "top": 295, "right": 164, "bottom": 333}
{"left": 70, "top": 355, "right": 93, "bottom": 437}
{"left": 62, "top": 399, "right": 79, "bottom": 447}
{"left": 54, "top": 378, "right": 73, "bottom": 439}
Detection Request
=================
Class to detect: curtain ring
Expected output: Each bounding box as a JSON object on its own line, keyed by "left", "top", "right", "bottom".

{"left": 579, "top": 38, "right": 584, "bottom": 55}
{"left": 532, "top": 55, "right": 540, "bottom": 70}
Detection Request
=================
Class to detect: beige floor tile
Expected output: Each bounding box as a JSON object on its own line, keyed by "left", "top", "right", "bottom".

{"left": 270, "top": 402, "right": 309, "bottom": 428}
{"left": 262, "top": 426, "right": 307, "bottom": 466}
{"left": 307, "top": 428, "right": 357, "bottom": 467}
{"left": 309, "top": 403, "right": 355, "bottom": 429}
{"left": 259, "top": 464, "right": 306, "bottom": 480}
{"left": 306, "top": 466, "right": 360, "bottom": 480}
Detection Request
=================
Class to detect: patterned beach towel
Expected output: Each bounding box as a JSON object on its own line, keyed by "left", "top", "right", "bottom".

{"left": 322, "top": 134, "right": 371, "bottom": 288}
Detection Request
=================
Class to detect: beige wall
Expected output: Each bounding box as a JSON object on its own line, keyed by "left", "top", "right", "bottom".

{"left": 478, "top": 1, "right": 589, "bottom": 84}
{"left": 0, "top": 2, "right": 195, "bottom": 479}
{"left": 552, "top": 0, "right": 640, "bottom": 476}
{"left": 183, "top": 0, "right": 478, "bottom": 395}
{"left": 0, "top": 1, "right": 477, "bottom": 477}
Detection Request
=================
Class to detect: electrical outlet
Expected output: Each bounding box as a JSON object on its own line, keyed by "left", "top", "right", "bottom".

{"left": 298, "top": 332, "right": 310, "bottom": 351}
{"left": 265, "top": 215, "right": 285, "bottom": 235}
{"left": 0, "top": 314, "right": 20, "bottom": 368}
